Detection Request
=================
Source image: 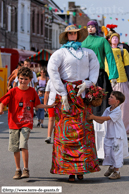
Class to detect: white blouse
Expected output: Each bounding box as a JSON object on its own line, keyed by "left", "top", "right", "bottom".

{"left": 47, "top": 47, "right": 99, "bottom": 96}
{"left": 45, "top": 79, "right": 56, "bottom": 105}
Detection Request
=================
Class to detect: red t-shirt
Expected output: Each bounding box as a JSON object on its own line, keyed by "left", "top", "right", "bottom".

{"left": 0, "top": 87, "right": 40, "bottom": 129}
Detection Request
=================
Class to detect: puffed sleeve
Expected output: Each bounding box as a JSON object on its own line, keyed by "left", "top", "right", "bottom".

{"left": 33, "top": 71, "right": 38, "bottom": 83}
{"left": 47, "top": 49, "right": 67, "bottom": 96}
{"left": 83, "top": 49, "right": 99, "bottom": 88}
{"left": 45, "top": 79, "right": 51, "bottom": 92}
{"left": 103, "top": 38, "right": 118, "bottom": 80}
{"left": 123, "top": 49, "right": 129, "bottom": 81}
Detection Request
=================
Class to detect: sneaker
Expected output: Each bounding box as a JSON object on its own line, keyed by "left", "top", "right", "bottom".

{"left": 109, "top": 171, "right": 120, "bottom": 179}
{"left": 104, "top": 167, "right": 114, "bottom": 177}
{"left": 13, "top": 170, "right": 22, "bottom": 179}
{"left": 45, "top": 137, "right": 51, "bottom": 143}
{"left": 37, "top": 122, "right": 40, "bottom": 127}
{"left": 68, "top": 175, "right": 75, "bottom": 182}
{"left": 41, "top": 124, "right": 44, "bottom": 128}
{"left": 21, "top": 169, "right": 29, "bottom": 178}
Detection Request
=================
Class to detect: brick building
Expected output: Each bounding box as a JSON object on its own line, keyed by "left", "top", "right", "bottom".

{"left": 56, "top": 2, "right": 90, "bottom": 38}
{"left": 68, "top": 2, "right": 90, "bottom": 29}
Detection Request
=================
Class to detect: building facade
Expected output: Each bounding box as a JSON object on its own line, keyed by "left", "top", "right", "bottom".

{"left": 0, "top": 0, "right": 18, "bottom": 48}
{"left": 68, "top": 2, "right": 90, "bottom": 28}
{"left": 30, "top": 0, "right": 47, "bottom": 51}
{"left": 0, "top": 0, "right": 66, "bottom": 51}
{"left": 48, "top": 0, "right": 67, "bottom": 50}
{"left": 18, "top": 0, "right": 30, "bottom": 50}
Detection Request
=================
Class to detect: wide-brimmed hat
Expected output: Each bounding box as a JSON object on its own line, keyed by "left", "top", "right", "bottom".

{"left": 59, "top": 25, "right": 88, "bottom": 44}
{"left": 110, "top": 33, "right": 120, "bottom": 43}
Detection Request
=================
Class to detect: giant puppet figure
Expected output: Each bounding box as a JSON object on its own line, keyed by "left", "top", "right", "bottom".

{"left": 47, "top": 25, "right": 100, "bottom": 182}
{"left": 105, "top": 33, "right": 129, "bottom": 134}
{"left": 82, "top": 20, "right": 118, "bottom": 159}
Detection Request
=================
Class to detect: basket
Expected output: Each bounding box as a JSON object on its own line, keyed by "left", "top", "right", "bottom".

{"left": 91, "top": 98, "right": 103, "bottom": 107}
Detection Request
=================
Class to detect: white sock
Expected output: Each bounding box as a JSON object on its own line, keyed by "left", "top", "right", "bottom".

{"left": 16, "top": 168, "right": 21, "bottom": 171}
{"left": 115, "top": 171, "right": 120, "bottom": 174}
{"left": 23, "top": 167, "right": 28, "bottom": 170}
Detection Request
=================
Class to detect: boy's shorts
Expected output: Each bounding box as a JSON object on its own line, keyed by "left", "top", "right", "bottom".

{"left": 8, "top": 127, "right": 31, "bottom": 152}
{"left": 103, "top": 138, "right": 123, "bottom": 168}
{"left": 48, "top": 108, "right": 55, "bottom": 117}
{"left": 36, "top": 108, "right": 44, "bottom": 120}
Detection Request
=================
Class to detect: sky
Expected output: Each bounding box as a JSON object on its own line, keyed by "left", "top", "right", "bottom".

{"left": 54, "top": 0, "right": 129, "bottom": 43}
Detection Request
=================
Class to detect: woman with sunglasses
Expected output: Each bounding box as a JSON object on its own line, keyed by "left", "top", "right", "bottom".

{"left": 47, "top": 25, "right": 101, "bottom": 182}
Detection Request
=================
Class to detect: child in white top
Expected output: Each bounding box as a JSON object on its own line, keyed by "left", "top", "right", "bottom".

{"left": 87, "top": 91, "right": 128, "bottom": 179}
{"left": 44, "top": 79, "right": 56, "bottom": 143}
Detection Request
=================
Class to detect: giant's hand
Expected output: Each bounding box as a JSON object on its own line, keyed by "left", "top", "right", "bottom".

{"left": 77, "top": 82, "right": 86, "bottom": 97}
{"left": 111, "top": 79, "right": 117, "bottom": 88}
{"left": 62, "top": 96, "right": 70, "bottom": 111}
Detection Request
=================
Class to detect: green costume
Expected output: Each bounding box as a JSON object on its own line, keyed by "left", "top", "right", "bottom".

{"left": 82, "top": 35, "right": 118, "bottom": 80}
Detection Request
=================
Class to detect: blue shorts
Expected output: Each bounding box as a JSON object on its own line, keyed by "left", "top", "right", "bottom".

{"left": 36, "top": 109, "right": 44, "bottom": 120}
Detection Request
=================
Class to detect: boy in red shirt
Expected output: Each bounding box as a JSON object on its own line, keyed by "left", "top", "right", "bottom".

{"left": 0, "top": 67, "right": 55, "bottom": 179}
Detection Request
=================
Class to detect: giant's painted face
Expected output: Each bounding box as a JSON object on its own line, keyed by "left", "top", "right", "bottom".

{"left": 67, "top": 32, "right": 78, "bottom": 41}
{"left": 111, "top": 36, "right": 119, "bottom": 45}
{"left": 87, "top": 25, "right": 96, "bottom": 34}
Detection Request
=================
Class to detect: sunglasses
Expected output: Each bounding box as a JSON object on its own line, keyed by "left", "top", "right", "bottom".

{"left": 68, "top": 32, "right": 77, "bottom": 35}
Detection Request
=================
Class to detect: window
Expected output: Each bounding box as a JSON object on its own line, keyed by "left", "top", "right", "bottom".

{"left": 1, "top": 1, "right": 3, "bottom": 27}
{"left": 41, "top": 14, "right": 43, "bottom": 35}
{"left": 27, "top": 7, "right": 30, "bottom": 33}
{"left": 45, "top": 26, "right": 48, "bottom": 38}
{"left": 37, "top": 12, "right": 39, "bottom": 34}
{"left": 32, "top": 9, "right": 35, "bottom": 33}
{"left": 7, "top": 6, "right": 11, "bottom": 31}
{"left": 15, "top": 7, "right": 17, "bottom": 32}
{"left": 49, "top": 27, "right": 52, "bottom": 40}
{"left": 11, "top": 6, "right": 14, "bottom": 32}
{"left": 21, "top": 4, "right": 24, "bottom": 32}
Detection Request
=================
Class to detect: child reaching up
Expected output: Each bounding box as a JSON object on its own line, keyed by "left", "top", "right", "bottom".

{"left": 87, "top": 91, "right": 128, "bottom": 179}
{"left": 0, "top": 67, "right": 55, "bottom": 179}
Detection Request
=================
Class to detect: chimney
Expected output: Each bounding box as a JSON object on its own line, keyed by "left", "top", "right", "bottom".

{"left": 68, "top": 2, "right": 75, "bottom": 9}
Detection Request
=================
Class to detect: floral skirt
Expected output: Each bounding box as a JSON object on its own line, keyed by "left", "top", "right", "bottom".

{"left": 50, "top": 81, "right": 101, "bottom": 175}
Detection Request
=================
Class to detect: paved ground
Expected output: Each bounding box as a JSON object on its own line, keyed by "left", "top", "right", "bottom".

{"left": 0, "top": 112, "right": 129, "bottom": 194}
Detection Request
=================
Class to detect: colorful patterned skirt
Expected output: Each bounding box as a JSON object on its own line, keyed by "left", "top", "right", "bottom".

{"left": 50, "top": 81, "right": 101, "bottom": 175}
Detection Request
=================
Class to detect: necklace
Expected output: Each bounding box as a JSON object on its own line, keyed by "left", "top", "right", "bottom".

{"left": 67, "top": 47, "right": 84, "bottom": 60}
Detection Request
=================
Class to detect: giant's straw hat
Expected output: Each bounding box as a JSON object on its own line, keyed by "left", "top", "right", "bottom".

{"left": 59, "top": 25, "right": 88, "bottom": 44}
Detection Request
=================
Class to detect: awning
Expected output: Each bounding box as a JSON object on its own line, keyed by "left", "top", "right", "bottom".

{"left": 29, "top": 49, "right": 54, "bottom": 62}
